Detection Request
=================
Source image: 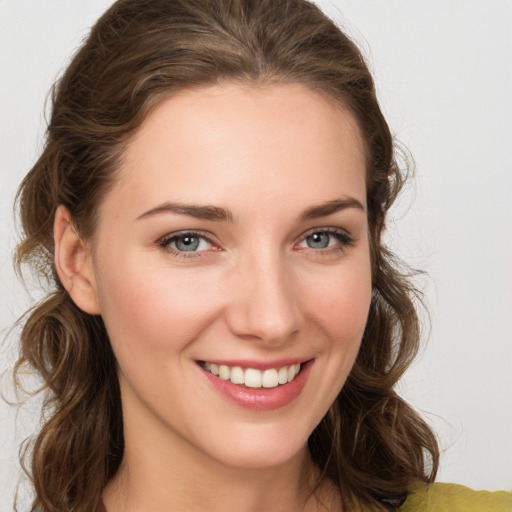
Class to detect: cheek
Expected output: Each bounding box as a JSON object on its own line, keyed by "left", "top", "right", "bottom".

{"left": 295, "top": 256, "right": 372, "bottom": 429}
{"left": 302, "top": 259, "right": 372, "bottom": 346}
{"left": 95, "top": 259, "right": 219, "bottom": 358}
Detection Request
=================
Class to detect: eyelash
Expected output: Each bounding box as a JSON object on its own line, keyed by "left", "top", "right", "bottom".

{"left": 157, "top": 227, "right": 354, "bottom": 259}
{"left": 158, "top": 230, "right": 216, "bottom": 259}
{"left": 296, "top": 228, "right": 354, "bottom": 256}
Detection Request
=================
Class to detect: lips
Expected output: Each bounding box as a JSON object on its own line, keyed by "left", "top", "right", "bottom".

{"left": 202, "top": 361, "right": 301, "bottom": 388}
{"left": 198, "top": 359, "right": 313, "bottom": 410}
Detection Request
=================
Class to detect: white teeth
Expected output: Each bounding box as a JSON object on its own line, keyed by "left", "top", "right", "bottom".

{"left": 230, "top": 366, "right": 244, "bottom": 385}
{"left": 262, "top": 369, "right": 279, "bottom": 388}
{"left": 278, "top": 367, "right": 288, "bottom": 385}
{"left": 288, "top": 363, "right": 300, "bottom": 382}
{"left": 245, "top": 368, "right": 262, "bottom": 388}
{"left": 202, "top": 362, "right": 302, "bottom": 388}
{"left": 219, "top": 365, "right": 230, "bottom": 380}
{"left": 287, "top": 365, "right": 296, "bottom": 382}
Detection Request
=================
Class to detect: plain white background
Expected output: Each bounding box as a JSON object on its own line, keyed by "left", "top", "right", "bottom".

{"left": 1, "top": 0, "right": 511, "bottom": 509}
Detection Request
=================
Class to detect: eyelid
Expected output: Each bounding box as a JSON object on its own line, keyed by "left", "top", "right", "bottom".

{"left": 156, "top": 226, "right": 354, "bottom": 259}
{"left": 294, "top": 226, "right": 354, "bottom": 252}
{"left": 157, "top": 229, "right": 219, "bottom": 255}
{"left": 297, "top": 226, "right": 352, "bottom": 243}
{"left": 300, "top": 225, "right": 351, "bottom": 238}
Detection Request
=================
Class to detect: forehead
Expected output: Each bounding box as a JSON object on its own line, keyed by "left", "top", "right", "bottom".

{"left": 103, "top": 82, "right": 367, "bottom": 220}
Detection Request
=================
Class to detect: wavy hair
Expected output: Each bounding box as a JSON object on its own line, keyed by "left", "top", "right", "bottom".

{"left": 13, "top": 0, "right": 438, "bottom": 510}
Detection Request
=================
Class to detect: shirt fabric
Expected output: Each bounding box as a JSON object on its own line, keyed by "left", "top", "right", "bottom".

{"left": 398, "top": 483, "right": 512, "bottom": 512}
{"left": 97, "top": 483, "right": 512, "bottom": 511}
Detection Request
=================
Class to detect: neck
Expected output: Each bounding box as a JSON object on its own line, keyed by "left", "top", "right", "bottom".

{"left": 102, "top": 424, "right": 337, "bottom": 512}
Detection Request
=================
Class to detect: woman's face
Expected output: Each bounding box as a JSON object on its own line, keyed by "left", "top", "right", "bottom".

{"left": 89, "top": 82, "right": 372, "bottom": 469}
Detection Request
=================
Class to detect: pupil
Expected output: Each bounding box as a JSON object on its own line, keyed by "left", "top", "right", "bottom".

{"left": 307, "top": 232, "right": 329, "bottom": 249}
{"left": 176, "top": 235, "right": 199, "bottom": 251}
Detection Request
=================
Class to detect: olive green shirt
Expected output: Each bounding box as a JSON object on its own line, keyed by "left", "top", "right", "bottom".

{"left": 97, "top": 483, "right": 512, "bottom": 511}
{"left": 398, "top": 483, "right": 512, "bottom": 512}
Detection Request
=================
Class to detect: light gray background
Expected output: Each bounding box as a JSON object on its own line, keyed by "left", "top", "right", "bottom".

{"left": 1, "top": 1, "right": 511, "bottom": 509}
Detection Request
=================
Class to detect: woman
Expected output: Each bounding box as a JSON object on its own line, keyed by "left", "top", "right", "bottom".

{"left": 8, "top": 0, "right": 512, "bottom": 511}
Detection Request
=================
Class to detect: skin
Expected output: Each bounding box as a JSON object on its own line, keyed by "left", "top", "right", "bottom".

{"left": 54, "top": 82, "right": 372, "bottom": 512}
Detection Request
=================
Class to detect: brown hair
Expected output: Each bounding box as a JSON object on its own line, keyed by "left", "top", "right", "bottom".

{"left": 13, "top": 0, "right": 438, "bottom": 510}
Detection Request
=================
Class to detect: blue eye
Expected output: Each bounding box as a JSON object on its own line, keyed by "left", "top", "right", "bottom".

{"left": 174, "top": 234, "right": 200, "bottom": 252}
{"left": 305, "top": 232, "right": 332, "bottom": 249}
{"left": 160, "top": 232, "right": 213, "bottom": 253}
{"left": 298, "top": 229, "right": 353, "bottom": 252}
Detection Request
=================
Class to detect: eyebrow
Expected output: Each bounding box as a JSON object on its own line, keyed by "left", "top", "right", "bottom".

{"left": 135, "top": 196, "right": 365, "bottom": 223}
{"left": 298, "top": 197, "right": 365, "bottom": 222}
{"left": 136, "top": 202, "right": 234, "bottom": 222}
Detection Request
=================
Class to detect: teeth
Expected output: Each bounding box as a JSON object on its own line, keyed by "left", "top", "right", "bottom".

{"left": 278, "top": 367, "right": 288, "bottom": 385}
{"left": 245, "top": 368, "right": 262, "bottom": 388}
{"left": 262, "top": 369, "right": 278, "bottom": 388}
{"left": 230, "top": 366, "right": 244, "bottom": 384}
{"left": 287, "top": 365, "right": 296, "bottom": 382}
{"left": 219, "top": 365, "right": 230, "bottom": 380}
{"left": 202, "top": 362, "right": 302, "bottom": 388}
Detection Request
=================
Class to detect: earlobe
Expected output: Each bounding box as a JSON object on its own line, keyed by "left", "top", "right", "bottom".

{"left": 54, "top": 205, "right": 101, "bottom": 315}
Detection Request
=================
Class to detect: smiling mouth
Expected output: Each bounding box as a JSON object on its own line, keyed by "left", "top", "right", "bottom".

{"left": 200, "top": 362, "right": 302, "bottom": 389}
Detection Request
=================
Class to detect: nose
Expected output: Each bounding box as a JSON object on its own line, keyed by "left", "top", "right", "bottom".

{"left": 224, "top": 251, "right": 303, "bottom": 346}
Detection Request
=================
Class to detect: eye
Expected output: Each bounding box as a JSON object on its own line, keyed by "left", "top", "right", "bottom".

{"left": 305, "top": 232, "right": 333, "bottom": 249}
{"left": 159, "top": 231, "right": 213, "bottom": 254}
{"left": 297, "top": 228, "right": 353, "bottom": 252}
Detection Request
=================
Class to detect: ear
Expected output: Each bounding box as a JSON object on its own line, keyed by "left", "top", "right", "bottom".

{"left": 54, "top": 205, "right": 101, "bottom": 315}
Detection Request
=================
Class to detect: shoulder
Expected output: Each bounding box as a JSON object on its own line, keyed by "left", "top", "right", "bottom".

{"left": 399, "top": 483, "right": 512, "bottom": 512}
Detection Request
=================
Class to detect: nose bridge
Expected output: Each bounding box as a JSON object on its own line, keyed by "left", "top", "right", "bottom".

{"left": 226, "top": 245, "right": 302, "bottom": 344}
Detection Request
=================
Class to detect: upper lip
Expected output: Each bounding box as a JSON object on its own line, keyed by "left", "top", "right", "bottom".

{"left": 197, "top": 358, "right": 312, "bottom": 371}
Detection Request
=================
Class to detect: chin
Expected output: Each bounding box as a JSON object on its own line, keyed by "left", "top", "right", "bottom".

{"left": 191, "top": 418, "right": 315, "bottom": 471}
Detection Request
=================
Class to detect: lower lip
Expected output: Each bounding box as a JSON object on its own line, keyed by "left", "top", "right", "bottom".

{"left": 200, "top": 360, "right": 313, "bottom": 411}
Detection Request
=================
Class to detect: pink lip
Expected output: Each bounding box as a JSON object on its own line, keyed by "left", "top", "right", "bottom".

{"left": 199, "top": 359, "right": 314, "bottom": 411}
{"left": 199, "top": 357, "right": 308, "bottom": 371}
